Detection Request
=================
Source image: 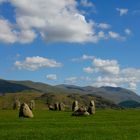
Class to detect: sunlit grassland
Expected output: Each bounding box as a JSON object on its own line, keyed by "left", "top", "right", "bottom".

{"left": 0, "top": 109, "right": 140, "bottom": 140}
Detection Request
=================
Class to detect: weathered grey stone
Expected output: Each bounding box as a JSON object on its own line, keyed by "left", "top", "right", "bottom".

{"left": 48, "top": 105, "right": 54, "bottom": 110}
{"left": 72, "top": 100, "right": 79, "bottom": 111}
{"left": 29, "top": 100, "right": 35, "bottom": 110}
{"left": 19, "top": 103, "right": 34, "bottom": 118}
{"left": 13, "top": 99, "right": 20, "bottom": 110}
{"left": 58, "top": 102, "right": 65, "bottom": 111}
{"left": 72, "top": 107, "right": 89, "bottom": 116}
{"left": 88, "top": 100, "right": 95, "bottom": 114}
{"left": 54, "top": 102, "right": 59, "bottom": 110}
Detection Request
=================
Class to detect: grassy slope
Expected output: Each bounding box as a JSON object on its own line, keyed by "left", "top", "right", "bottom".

{"left": 0, "top": 92, "right": 119, "bottom": 110}
{"left": 0, "top": 92, "right": 48, "bottom": 110}
{"left": 0, "top": 109, "right": 139, "bottom": 140}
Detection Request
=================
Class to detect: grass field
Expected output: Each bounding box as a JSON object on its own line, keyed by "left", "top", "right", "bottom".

{"left": 0, "top": 109, "right": 140, "bottom": 140}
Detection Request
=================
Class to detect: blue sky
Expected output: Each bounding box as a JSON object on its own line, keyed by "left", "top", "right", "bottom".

{"left": 0, "top": 0, "right": 140, "bottom": 94}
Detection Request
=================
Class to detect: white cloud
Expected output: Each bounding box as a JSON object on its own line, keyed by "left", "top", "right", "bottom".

{"left": 18, "top": 30, "right": 37, "bottom": 44}
{"left": 46, "top": 74, "right": 57, "bottom": 80}
{"left": 93, "top": 76, "right": 118, "bottom": 87}
{"left": 80, "top": 76, "right": 91, "bottom": 81}
{"left": 67, "top": 57, "right": 140, "bottom": 91}
{"left": 15, "top": 56, "right": 62, "bottom": 71}
{"left": 71, "top": 54, "right": 94, "bottom": 61}
{"left": 108, "top": 31, "right": 125, "bottom": 41}
{"left": 93, "top": 75, "right": 132, "bottom": 88}
{"left": 98, "top": 23, "right": 111, "bottom": 30}
{"left": 129, "top": 82, "right": 137, "bottom": 90}
{"left": 4, "top": 0, "right": 98, "bottom": 44}
{"left": 83, "top": 67, "right": 94, "bottom": 73}
{"left": 93, "top": 58, "right": 120, "bottom": 75}
{"left": 80, "top": 0, "right": 94, "bottom": 7}
{"left": 65, "top": 76, "right": 78, "bottom": 84}
{"left": 116, "top": 8, "right": 128, "bottom": 16}
{"left": 0, "top": 19, "right": 17, "bottom": 43}
{"left": 121, "top": 68, "right": 140, "bottom": 81}
{"left": 92, "top": 63, "right": 140, "bottom": 91}
{"left": 97, "top": 31, "right": 107, "bottom": 39}
{"left": 0, "top": 0, "right": 127, "bottom": 44}
{"left": 124, "top": 28, "right": 131, "bottom": 35}
{"left": 65, "top": 76, "right": 91, "bottom": 84}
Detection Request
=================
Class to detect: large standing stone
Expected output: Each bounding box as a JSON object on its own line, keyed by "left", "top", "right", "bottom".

{"left": 88, "top": 100, "right": 95, "bottom": 114}
{"left": 19, "top": 103, "right": 34, "bottom": 118}
{"left": 72, "top": 107, "right": 89, "bottom": 116}
{"left": 29, "top": 100, "right": 35, "bottom": 110}
{"left": 58, "top": 102, "right": 65, "bottom": 111}
{"left": 72, "top": 100, "right": 79, "bottom": 111}
{"left": 54, "top": 102, "right": 59, "bottom": 110}
{"left": 13, "top": 99, "right": 20, "bottom": 110}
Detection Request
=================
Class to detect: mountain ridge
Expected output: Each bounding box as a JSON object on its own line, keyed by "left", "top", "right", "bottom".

{"left": 0, "top": 79, "right": 140, "bottom": 105}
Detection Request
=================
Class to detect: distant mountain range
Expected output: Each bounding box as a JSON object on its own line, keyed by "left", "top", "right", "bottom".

{"left": 0, "top": 79, "right": 140, "bottom": 108}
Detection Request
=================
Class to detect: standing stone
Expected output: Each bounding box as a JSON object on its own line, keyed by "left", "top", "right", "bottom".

{"left": 19, "top": 103, "right": 34, "bottom": 118}
{"left": 48, "top": 104, "right": 54, "bottom": 110}
{"left": 72, "top": 100, "right": 79, "bottom": 111}
{"left": 13, "top": 99, "right": 20, "bottom": 110}
{"left": 54, "top": 102, "right": 59, "bottom": 110}
{"left": 88, "top": 100, "right": 95, "bottom": 114}
{"left": 72, "top": 107, "right": 89, "bottom": 116}
{"left": 29, "top": 100, "right": 35, "bottom": 110}
{"left": 58, "top": 102, "right": 65, "bottom": 111}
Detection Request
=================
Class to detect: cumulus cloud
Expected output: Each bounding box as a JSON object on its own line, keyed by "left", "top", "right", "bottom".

{"left": 0, "top": 19, "right": 17, "bottom": 43}
{"left": 72, "top": 55, "right": 140, "bottom": 91}
{"left": 18, "top": 30, "right": 37, "bottom": 44}
{"left": 46, "top": 74, "right": 57, "bottom": 80}
{"left": 93, "top": 72, "right": 140, "bottom": 90}
{"left": 0, "top": 0, "right": 128, "bottom": 44}
{"left": 121, "top": 68, "right": 140, "bottom": 80}
{"left": 93, "top": 58, "right": 120, "bottom": 75}
{"left": 83, "top": 67, "right": 94, "bottom": 73}
{"left": 15, "top": 56, "right": 62, "bottom": 71}
{"left": 0, "top": 0, "right": 100, "bottom": 44}
{"left": 80, "top": 0, "right": 94, "bottom": 7}
{"left": 108, "top": 31, "right": 125, "bottom": 41}
{"left": 116, "top": 8, "right": 128, "bottom": 16}
{"left": 91, "top": 58, "right": 140, "bottom": 90}
{"left": 98, "top": 23, "right": 111, "bottom": 30}
{"left": 93, "top": 76, "right": 118, "bottom": 87}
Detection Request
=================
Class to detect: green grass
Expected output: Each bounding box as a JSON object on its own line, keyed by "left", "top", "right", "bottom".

{"left": 0, "top": 109, "right": 140, "bottom": 140}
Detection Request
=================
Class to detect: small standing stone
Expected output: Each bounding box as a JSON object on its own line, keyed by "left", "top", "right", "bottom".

{"left": 13, "top": 99, "right": 20, "bottom": 110}
{"left": 19, "top": 103, "right": 34, "bottom": 118}
{"left": 58, "top": 102, "right": 65, "bottom": 111}
{"left": 88, "top": 100, "right": 95, "bottom": 115}
{"left": 72, "top": 100, "right": 79, "bottom": 111}
{"left": 54, "top": 102, "right": 59, "bottom": 110}
{"left": 29, "top": 100, "right": 35, "bottom": 110}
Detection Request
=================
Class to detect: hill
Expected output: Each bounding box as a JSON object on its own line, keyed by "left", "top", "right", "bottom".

{"left": 55, "top": 85, "right": 140, "bottom": 103}
{"left": 0, "top": 79, "right": 140, "bottom": 108}
{"left": 119, "top": 100, "right": 140, "bottom": 108}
